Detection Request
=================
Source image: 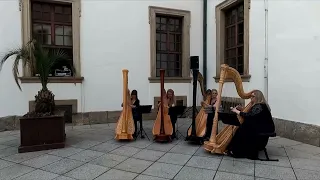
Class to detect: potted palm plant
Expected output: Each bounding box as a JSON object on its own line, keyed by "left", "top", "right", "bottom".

{"left": 0, "top": 40, "right": 74, "bottom": 153}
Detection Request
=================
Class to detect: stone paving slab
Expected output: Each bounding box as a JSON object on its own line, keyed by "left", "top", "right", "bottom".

{"left": 0, "top": 118, "right": 320, "bottom": 179}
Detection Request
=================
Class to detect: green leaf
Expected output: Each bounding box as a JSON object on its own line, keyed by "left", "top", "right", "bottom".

{"left": 0, "top": 39, "right": 72, "bottom": 91}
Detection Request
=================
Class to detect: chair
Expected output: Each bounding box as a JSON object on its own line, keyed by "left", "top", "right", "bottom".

{"left": 256, "top": 132, "right": 279, "bottom": 161}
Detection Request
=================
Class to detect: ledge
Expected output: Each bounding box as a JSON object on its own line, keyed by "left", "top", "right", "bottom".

{"left": 214, "top": 74, "right": 251, "bottom": 82}
{"left": 19, "top": 77, "right": 84, "bottom": 83}
{"left": 148, "top": 77, "right": 192, "bottom": 83}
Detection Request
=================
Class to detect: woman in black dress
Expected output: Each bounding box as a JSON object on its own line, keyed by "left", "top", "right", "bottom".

{"left": 203, "top": 89, "right": 218, "bottom": 140}
{"left": 167, "top": 89, "right": 177, "bottom": 139}
{"left": 228, "top": 90, "right": 275, "bottom": 159}
{"left": 130, "top": 90, "right": 144, "bottom": 139}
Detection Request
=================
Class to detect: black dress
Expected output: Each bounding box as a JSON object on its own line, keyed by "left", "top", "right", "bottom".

{"left": 132, "top": 99, "right": 142, "bottom": 136}
{"left": 169, "top": 105, "right": 177, "bottom": 138}
{"left": 204, "top": 99, "right": 217, "bottom": 139}
{"left": 227, "top": 103, "right": 275, "bottom": 159}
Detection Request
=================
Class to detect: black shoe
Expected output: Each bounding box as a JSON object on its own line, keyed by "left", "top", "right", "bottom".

{"left": 141, "top": 135, "right": 145, "bottom": 139}
{"left": 226, "top": 151, "right": 234, "bottom": 157}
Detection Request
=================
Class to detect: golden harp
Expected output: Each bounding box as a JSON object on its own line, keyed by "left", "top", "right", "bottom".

{"left": 115, "top": 69, "right": 135, "bottom": 140}
{"left": 187, "top": 71, "right": 208, "bottom": 138}
{"left": 203, "top": 64, "right": 255, "bottom": 154}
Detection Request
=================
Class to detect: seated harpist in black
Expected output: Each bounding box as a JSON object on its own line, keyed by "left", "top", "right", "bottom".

{"left": 121, "top": 90, "right": 143, "bottom": 138}
{"left": 130, "top": 90, "right": 143, "bottom": 138}
{"left": 227, "top": 90, "right": 275, "bottom": 159}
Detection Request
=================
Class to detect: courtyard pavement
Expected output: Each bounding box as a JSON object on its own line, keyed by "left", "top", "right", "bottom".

{"left": 0, "top": 118, "right": 320, "bottom": 180}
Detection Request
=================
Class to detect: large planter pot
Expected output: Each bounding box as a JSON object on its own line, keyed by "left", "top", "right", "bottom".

{"left": 18, "top": 112, "right": 66, "bottom": 153}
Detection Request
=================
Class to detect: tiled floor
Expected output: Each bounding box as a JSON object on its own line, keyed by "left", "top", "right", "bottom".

{"left": 1, "top": 118, "right": 320, "bottom": 180}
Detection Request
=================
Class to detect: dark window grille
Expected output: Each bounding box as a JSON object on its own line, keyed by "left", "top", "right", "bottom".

{"left": 155, "top": 15, "right": 183, "bottom": 77}
{"left": 224, "top": 4, "right": 244, "bottom": 74}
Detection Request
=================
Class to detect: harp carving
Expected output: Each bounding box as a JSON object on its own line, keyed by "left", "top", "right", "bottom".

{"left": 115, "top": 69, "right": 135, "bottom": 140}
{"left": 203, "top": 64, "right": 255, "bottom": 154}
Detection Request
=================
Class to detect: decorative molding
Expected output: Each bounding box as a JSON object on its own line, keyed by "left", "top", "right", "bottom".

{"left": 20, "top": 76, "right": 84, "bottom": 83}
{"left": 19, "top": 0, "right": 22, "bottom": 11}
{"left": 148, "top": 77, "right": 192, "bottom": 83}
{"left": 29, "top": 99, "right": 78, "bottom": 113}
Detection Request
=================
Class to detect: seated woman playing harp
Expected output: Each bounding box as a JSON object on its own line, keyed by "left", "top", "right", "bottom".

{"left": 167, "top": 89, "right": 177, "bottom": 139}
{"left": 130, "top": 90, "right": 143, "bottom": 138}
{"left": 203, "top": 89, "right": 223, "bottom": 140}
{"left": 228, "top": 90, "right": 275, "bottom": 159}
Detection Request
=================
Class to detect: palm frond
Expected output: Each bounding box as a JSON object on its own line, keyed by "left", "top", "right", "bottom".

{"left": 0, "top": 39, "right": 74, "bottom": 91}
{"left": 12, "top": 54, "right": 22, "bottom": 90}
{"left": 48, "top": 48, "right": 73, "bottom": 73}
{"left": 0, "top": 45, "right": 33, "bottom": 90}
{"left": 0, "top": 48, "right": 23, "bottom": 71}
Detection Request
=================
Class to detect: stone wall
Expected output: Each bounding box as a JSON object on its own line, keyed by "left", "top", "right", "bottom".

{"left": 273, "top": 117, "right": 320, "bottom": 147}
{"left": 0, "top": 106, "right": 201, "bottom": 131}
{"left": 2, "top": 107, "right": 320, "bottom": 148}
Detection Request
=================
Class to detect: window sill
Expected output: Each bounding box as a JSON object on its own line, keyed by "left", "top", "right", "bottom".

{"left": 214, "top": 74, "right": 251, "bottom": 82}
{"left": 148, "top": 77, "right": 192, "bottom": 83}
{"left": 19, "top": 77, "right": 84, "bottom": 83}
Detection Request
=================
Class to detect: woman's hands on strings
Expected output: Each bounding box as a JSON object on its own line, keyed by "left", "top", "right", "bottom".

{"left": 231, "top": 104, "right": 243, "bottom": 115}
{"left": 235, "top": 105, "right": 243, "bottom": 111}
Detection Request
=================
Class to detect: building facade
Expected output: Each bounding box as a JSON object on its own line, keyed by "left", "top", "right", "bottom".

{"left": 1, "top": 0, "right": 320, "bottom": 141}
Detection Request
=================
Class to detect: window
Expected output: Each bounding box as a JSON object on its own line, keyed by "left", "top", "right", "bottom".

{"left": 31, "top": 0, "right": 73, "bottom": 76}
{"left": 215, "top": 0, "right": 250, "bottom": 82}
{"left": 20, "top": 0, "right": 82, "bottom": 83}
{"left": 225, "top": 4, "right": 244, "bottom": 74}
{"left": 156, "top": 15, "right": 183, "bottom": 77}
{"left": 149, "top": 6, "right": 191, "bottom": 83}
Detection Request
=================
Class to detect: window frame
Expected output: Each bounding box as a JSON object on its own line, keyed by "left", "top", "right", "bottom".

{"left": 215, "top": 0, "right": 251, "bottom": 82}
{"left": 148, "top": 6, "right": 191, "bottom": 83}
{"left": 20, "top": 0, "right": 82, "bottom": 83}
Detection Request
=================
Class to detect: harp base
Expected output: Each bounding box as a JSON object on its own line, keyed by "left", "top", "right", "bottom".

{"left": 185, "top": 135, "right": 204, "bottom": 145}
{"left": 154, "top": 134, "right": 172, "bottom": 143}
{"left": 203, "top": 141, "right": 225, "bottom": 154}
{"left": 115, "top": 133, "right": 134, "bottom": 141}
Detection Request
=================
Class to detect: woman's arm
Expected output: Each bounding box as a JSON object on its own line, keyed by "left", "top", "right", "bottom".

{"left": 201, "top": 101, "right": 209, "bottom": 107}
{"left": 132, "top": 99, "right": 140, "bottom": 108}
{"left": 232, "top": 104, "right": 263, "bottom": 117}
{"left": 212, "top": 101, "right": 223, "bottom": 112}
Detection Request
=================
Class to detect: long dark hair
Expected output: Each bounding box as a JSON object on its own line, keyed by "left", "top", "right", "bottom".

{"left": 131, "top": 90, "right": 138, "bottom": 100}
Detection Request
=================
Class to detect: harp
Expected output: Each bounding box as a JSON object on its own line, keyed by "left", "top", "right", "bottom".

{"left": 186, "top": 71, "right": 207, "bottom": 143}
{"left": 152, "top": 69, "right": 173, "bottom": 142}
{"left": 197, "top": 72, "right": 206, "bottom": 99}
{"left": 203, "top": 64, "right": 255, "bottom": 154}
{"left": 115, "top": 69, "right": 135, "bottom": 140}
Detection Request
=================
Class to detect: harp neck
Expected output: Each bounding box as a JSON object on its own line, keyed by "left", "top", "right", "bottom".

{"left": 219, "top": 64, "right": 254, "bottom": 99}
{"left": 197, "top": 72, "right": 206, "bottom": 98}
{"left": 122, "top": 70, "right": 129, "bottom": 106}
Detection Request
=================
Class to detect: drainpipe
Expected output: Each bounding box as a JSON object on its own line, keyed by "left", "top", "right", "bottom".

{"left": 264, "top": 0, "right": 269, "bottom": 101}
{"left": 203, "top": 0, "right": 208, "bottom": 90}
